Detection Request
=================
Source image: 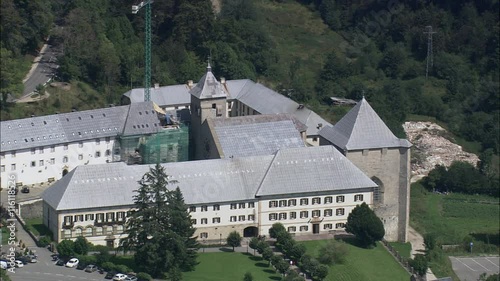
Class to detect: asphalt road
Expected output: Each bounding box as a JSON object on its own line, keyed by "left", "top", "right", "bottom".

{"left": 22, "top": 44, "right": 59, "bottom": 97}
{"left": 451, "top": 256, "right": 499, "bottom": 281}
{"left": 6, "top": 246, "right": 106, "bottom": 281}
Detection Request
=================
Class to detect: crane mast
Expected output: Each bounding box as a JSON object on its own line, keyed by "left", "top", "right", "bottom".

{"left": 132, "top": 1, "right": 152, "bottom": 102}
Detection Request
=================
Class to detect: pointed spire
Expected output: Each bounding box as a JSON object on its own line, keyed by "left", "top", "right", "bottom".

{"left": 207, "top": 55, "right": 212, "bottom": 72}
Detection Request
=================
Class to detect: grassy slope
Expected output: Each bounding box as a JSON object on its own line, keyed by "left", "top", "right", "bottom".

{"left": 183, "top": 252, "right": 281, "bottom": 281}
{"left": 300, "top": 239, "right": 410, "bottom": 281}
{"left": 24, "top": 217, "right": 52, "bottom": 237}
{"left": 388, "top": 242, "right": 412, "bottom": 259}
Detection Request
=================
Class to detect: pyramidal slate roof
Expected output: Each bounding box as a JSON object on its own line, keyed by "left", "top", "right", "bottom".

{"left": 189, "top": 64, "right": 227, "bottom": 99}
{"left": 319, "top": 98, "right": 411, "bottom": 150}
{"left": 42, "top": 146, "right": 376, "bottom": 211}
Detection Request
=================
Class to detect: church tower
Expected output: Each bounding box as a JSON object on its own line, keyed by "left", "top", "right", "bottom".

{"left": 189, "top": 63, "right": 228, "bottom": 160}
{"left": 318, "top": 97, "right": 412, "bottom": 242}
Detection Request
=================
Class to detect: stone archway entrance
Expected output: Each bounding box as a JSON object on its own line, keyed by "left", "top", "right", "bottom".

{"left": 62, "top": 169, "right": 69, "bottom": 177}
{"left": 243, "top": 226, "right": 258, "bottom": 237}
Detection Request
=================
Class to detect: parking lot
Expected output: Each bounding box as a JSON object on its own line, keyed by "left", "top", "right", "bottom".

{"left": 6, "top": 247, "right": 105, "bottom": 281}
{"left": 450, "top": 256, "right": 499, "bottom": 281}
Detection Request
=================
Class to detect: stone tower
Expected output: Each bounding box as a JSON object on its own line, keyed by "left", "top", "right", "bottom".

{"left": 189, "top": 63, "right": 228, "bottom": 160}
{"left": 318, "top": 97, "right": 412, "bottom": 242}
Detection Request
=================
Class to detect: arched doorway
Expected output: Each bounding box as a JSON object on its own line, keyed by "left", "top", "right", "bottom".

{"left": 371, "top": 176, "right": 384, "bottom": 206}
{"left": 243, "top": 226, "right": 258, "bottom": 237}
{"left": 62, "top": 169, "right": 68, "bottom": 177}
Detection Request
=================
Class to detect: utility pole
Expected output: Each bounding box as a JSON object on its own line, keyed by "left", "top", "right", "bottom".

{"left": 132, "top": 1, "right": 153, "bottom": 102}
{"left": 424, "top": 26, "right": 436, "bottom": 79}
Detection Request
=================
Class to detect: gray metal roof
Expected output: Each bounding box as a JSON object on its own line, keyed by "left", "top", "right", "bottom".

{"left": 211, "top": 117, "right": 306, "bottom": 158}
{"left": 42, "top": 145, "right": 376, "bottom": 211}
{"left": 122, "top": 84, "right": 191, "bottom": 107}
{"left": 0, "top": 102, "right": 164, "bottom": 152}
{"left": 189, "top": 65, "right": 227, "bottom": 100}
{"left": 255, "top": 146, "right": 377, "bottom": 197}
{"left": 318, "top": 98, "right": 411, "bottom": 150}
{"left": 0, "top": 106, "right": 129, "bottom": 152}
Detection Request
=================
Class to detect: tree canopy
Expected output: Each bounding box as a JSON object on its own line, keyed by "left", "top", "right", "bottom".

{"left": 345, "top": 202, "right": 385, "bottom": 247}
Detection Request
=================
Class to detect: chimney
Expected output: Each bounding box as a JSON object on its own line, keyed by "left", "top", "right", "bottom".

{"left": 187, "top": 80, "right": 193, "bottom": 88}
{"left": 154, "top": 83, "right": 160, "bottom": 89}
{"left": 220, "top": 77, "right": 226, "bottom": 84}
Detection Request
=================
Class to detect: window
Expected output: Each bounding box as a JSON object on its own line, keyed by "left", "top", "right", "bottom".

{"left": 189, "top": 206, "right": 196, "bottom": 212}
{"left": 85, "top": 214, "right": 95, "bottom": 221}
{"left": 300, "top": 198, "right": 309, "bottom": 205}
{"left": 290, "top": 212, "right": 297, "bottom": 220}
{"left": 336, "top": 208, "right": 345, "bottom": 216}
{"left": 279, "top": 213, "right": 287, "bottom": 220}
{"left": 213, "top": 204, "right": 220, "bottom": 211}
{"left": 354, "top": 194, "right": 364, "bottom": 202}
{"left": 200, "top": 232, "right": 208, "bottom": 239}
{"left": 230, "top": 216, "right": 237, "bottom": 222}
{"left": 324, "top": 196, "right": 333, "bottom": 204}
{"left": 336, "top": 223, "right": 346, "bottom": 229}
{"left": 191, "top": 219, "right": 197, "bottom": 225}
{"left": 201, "top": 205, "right": 208, "bottom": 212}
{"left": 39, "top": 160, "right": 44, "bottom": 166}
{"left": 324, "top": 224, "right": 333, "bottom": 230}
{"left": 0, "top": 153, "right": 4, "bottom": 159}
{"left": 230, "top": 203, "right": 237, "bottom": 210}
{"left": 278, "top": 200, "right": 287, "bottom": 207}
{"left": 64, "top": 144, "right": 68, "bottom": 150}
{"left": 96, "top": 138, "right": 100, "bottom": 145}
{"left": 212, "top": 217, "right": 221, "bottom": 223}
{"left": 50, "top": 146, "right": 55, "bottom": 152}
{"left": 288, "top": 226, "right": 296, "bottom": 232}
{"left": 105, "top": 149, "right": 111, "bottom": 156}
{"left": 63, "top": 156, "right": 68, "bottom": 163}
{"left": 74, "top": 215, "right": 83, "bottom": 222}
{"left": 31, "top": 148, "right": 36, "bottom": 155}
{"left": 238, "top": 203, "right": 245, "bottom": 209}
{"left": 105, "top": 226, "right": 113, "bottom": 235}
{"left": 106, "top": 212, "right": 115, "bottom": 222}
{"left": 31, "top": 161, "right": 36, "bottom": 167}
{"left": 105, "top": 137, "right": 110, "bottom": 143}
{"left": 0, "top": 165, "right": 5, "bottom": 173}
{"left": 300, "top": 226, "right": 309, "bottom": 232}
{"left": 95, "top": 151, "right": 101, "bottom": 158}
{"left": 63, "top": 216, "right": 72, "bottom": 225}
{"left": 248, "top": 202, "right": 255, "bottom": 208}
{"left": 324, "top": 209, "right": 333, "bottom": 217}
{"left": 95, "top": 227, "right": 103, "bottom": 235}
{"left": 201, "top": 218, "right": 208, "bottom": 224}
{"left": 116, "top": 225, "right": 124, "bottom": 233}
{"left": 11, "top": 164, "right": 16, "bottom": 171}
{"left": 96, "top": 213, "right": 104, "bottom": 222}
{"left": 78, "top": 154, "right": 83, "bottom": 160}
{"left": 11, "top": 151, "right": 16, "bottom": 158}
{"left": 238, "top": 215, "right": 245, "bottom": 221}
{"left": 78, "top": 141, "right": 83, "bottom": 148}
{"left": 117, "top": 212, "right": 125, "bottom": 221}
{"left": 114, "top": 148, "right": 120, "bottom": 155}
{"left": 300, "top": 211, "right": 308, "bottom": 218}
{"left": 288, "top": 199, "right": 297, "bottom": 206}
{"left": 64, "top": 229, "right": 71, "bottom": 238}
{"left": 269, "top": 213, "right": 278, "bottom": 221}
{"left": 85, "top": 227, "right": 93, "bottom": 236}
{"left": 39, "top": 147, "right": 44, "bottom": 154}
{"left": 248, "top": 215, "right": 255, "bottom": 221}
{"left": 312, "top": 197, "right": 321, "bottom": 205}
{"left": 336, "top": 196, "right": 345, "bottom": 203}
{"left": 269, "top": 201, "right": 278, "bottom": 208}
{"left": 312, "top": 210, "right": 320, "bottom": 217}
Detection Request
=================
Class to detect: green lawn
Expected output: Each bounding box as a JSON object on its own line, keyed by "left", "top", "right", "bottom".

{"left": 410, "top": 183, "right": 499, "bottom": 245}
{"left": 183, "top": 252, "right": 281, "bottom": 281}
{"left": 24, "top": 217, "right": 52, "bottom": 238}
{"left": 1, "top": 227, "right": 10, "bottom": 245}
{"left": 300, "top": 239, "right": 410, "bottom": 281}
{"left": 388, "top": 242, "right": 412, "bottom": 259}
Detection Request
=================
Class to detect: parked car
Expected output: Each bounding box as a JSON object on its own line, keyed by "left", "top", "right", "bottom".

{"left": 85, "top": 264, "right": 97, "bottom": 273}
{"left": 113, "top": 273, "right": 128, "bottom": 281}
{"left": 105, "top": 271, "right": 117, "bottom": 279}
{"left": 125, "top": 276, "right": 138, "bottom": 281}
{"left": 76, "top": 262, "right": 87, "bottom": 270}
{"left": 55, "top": 259, "right": 66, "bottom": 266}
{"left": 51, "top": 254, "right": 59, "bottom": 261}
{"left": 0, "top": 260, "right": 7, "bottom": 269}
{"left": 26, "top": 255, "right": 37, "bottom": 263}
{"left": 14, "top": 260, "right": 24, "bottom": 268}
{"left": 21, "top": 186, "right": 30, "bottom": 193}
{"left": 65, "top": 258, "right": 79, "bottom": 268}
{"left": 17, "top": 256, "right": 30, "bottom": 264}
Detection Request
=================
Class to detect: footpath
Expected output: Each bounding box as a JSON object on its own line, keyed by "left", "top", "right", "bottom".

{"left": 408, "top": 226, "right": 438, "bottom": 281}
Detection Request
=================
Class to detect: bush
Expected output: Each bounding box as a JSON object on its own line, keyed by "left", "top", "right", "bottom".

{"left": 317, "top": 240, "right": 349, "bottom": 265}
{"left": 76, "top": 254, "right": 97, "bottom": 265}
{"left": 424, "top": 233, "right": 437, "bottom": 251}
{"left": 38, "top": 236, "right": 51, "bottom": 247}
{"left": 101, "top": 261, "right": 116, "bottom": 272}
{"left": 114, "top": 264, "right": 131, "bottom": 274}
{"left": 137, "top": 272, "right": 153, "bottom": 281}
{"left": 409, "top": 254, "right": 428, "bottom": 276}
